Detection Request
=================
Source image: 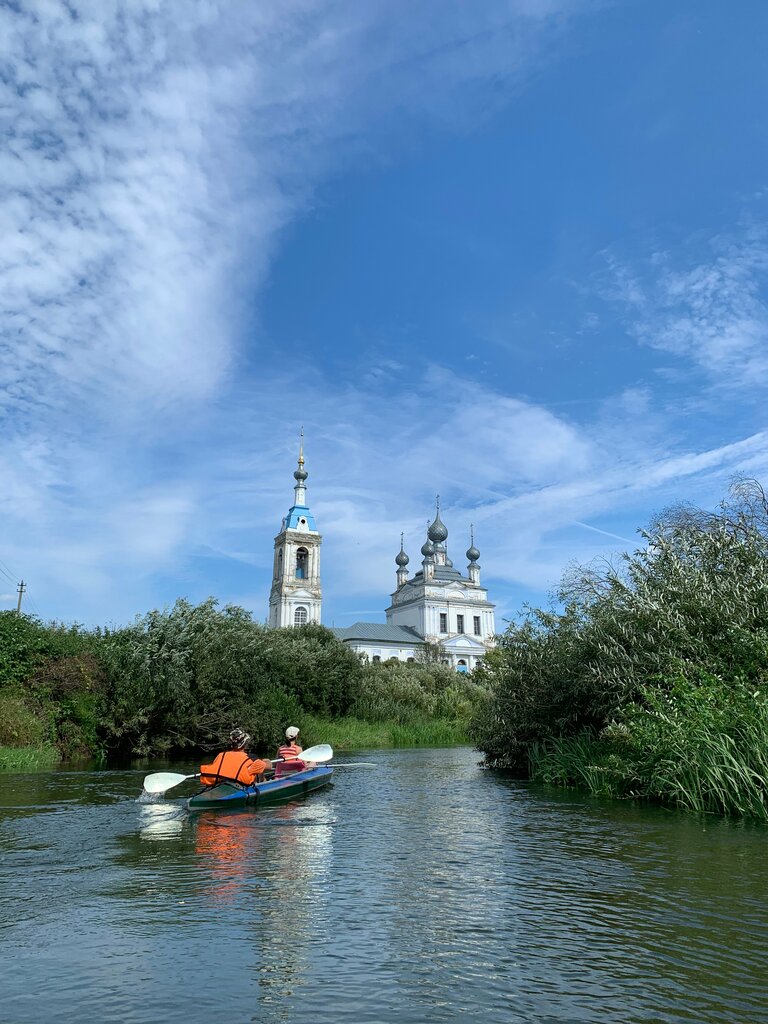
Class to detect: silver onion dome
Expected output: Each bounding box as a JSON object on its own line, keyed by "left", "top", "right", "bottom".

{"left": 421, "top": 537, "right": 435, "bottom": 558}
{"left": 395, "top": 535, "right": 409, "bottom": 567}
{"left": 294, "top": 428, "right": 308, "bottom": 481}
{"left": 466, "top": 524, "right": 479, "bottom": 562}
{"left": 428, "top": 513, "right": 448, "bottom": 544}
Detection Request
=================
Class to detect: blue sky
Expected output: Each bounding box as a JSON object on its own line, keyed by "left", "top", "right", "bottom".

{"left": 2, "top": 0, "right": 768, "bottom": 628}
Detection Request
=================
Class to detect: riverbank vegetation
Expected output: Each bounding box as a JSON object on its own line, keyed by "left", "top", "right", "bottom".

{"left": 471, "top": 478, "right": 768, "bottom": 818}
{"left": 0, "top": 601, "right": 485, "bottom": 768}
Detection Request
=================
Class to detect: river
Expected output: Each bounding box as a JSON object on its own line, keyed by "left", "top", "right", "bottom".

{"left": 0, "top": 746, "right": 765, "bottom": 1023}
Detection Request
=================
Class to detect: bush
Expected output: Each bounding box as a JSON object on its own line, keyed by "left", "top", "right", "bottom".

{"left": 97, "top": 599, "right": 366, "bottom": 756}
{"left": 473, "top": 478, "right": 768, "bottom": 815}
{"left": 0, "top": 692, "right": 47, "bottom": 747}
{"left": 345, "top": 660, "right": 488, "bottom": 733}
{"left": 0, "top": 612, "right": 94, "bottom": 690}
{"left": 0, "top": 598, "right": 488, "bottom": 764}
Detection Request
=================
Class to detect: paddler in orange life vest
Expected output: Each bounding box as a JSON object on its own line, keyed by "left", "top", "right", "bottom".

{"left": 200, "top": 728, "right": 270, "bottom": 787}
{"left": 275, "top": 726, "right": 310, "bottom": 777}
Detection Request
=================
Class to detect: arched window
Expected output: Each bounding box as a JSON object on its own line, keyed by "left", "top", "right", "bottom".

{"left": 295, "top": 547, "right": 308, "bottom": 579}
{"left": 407, "top": 657, "right": 415, "bottom": 663}
{"left": 294, "top": 606, "right": 308, "bottom": 626}
{"left": 372, "top": 655, "right": 381, "bottom": 663}
{"left": 457, "top": 659, "right": 468, "bottom": 673}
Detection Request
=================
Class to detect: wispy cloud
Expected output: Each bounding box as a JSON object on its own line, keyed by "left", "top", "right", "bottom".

{"left": 1, "top": 0, "right": 598, "bottom": 429}
{"left": 1, "top": 0, "right": 606, "bottom": 621}
{"left": 602, "top": 229, "right": 768, "bottom": 391}
{"left": 184, "top": 365, "right": 768, "bottom": 608}
{"left": 6, "top": 1, "right": 766, "bottom": 626}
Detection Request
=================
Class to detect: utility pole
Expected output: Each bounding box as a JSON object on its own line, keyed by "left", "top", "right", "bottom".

{"left": 16, "top": 580, "right": 26, "bottom": 614}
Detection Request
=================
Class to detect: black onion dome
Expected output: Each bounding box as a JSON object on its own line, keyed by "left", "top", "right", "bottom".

{"left": 428, "top": 513, "right": 448, "bottom": 544}
{"left": 466, "top": 544, "right": 480, "bottom": 562}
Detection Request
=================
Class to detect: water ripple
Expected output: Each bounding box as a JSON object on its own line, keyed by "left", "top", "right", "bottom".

{"left": 0, "top": 748, "right": 766, "bottom": 1023}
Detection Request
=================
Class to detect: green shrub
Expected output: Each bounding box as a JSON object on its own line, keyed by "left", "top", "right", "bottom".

{"left": 0, "top": 612, "right": 94, "bottom": 690}
{"left": 0, "top": 597, "right": 488, "bottom": 764}
{"left": 474, "top": 478, "right": 768, "bottom": 816}
{"left": 0, "top": 692, "right": 47, "bottom": 747}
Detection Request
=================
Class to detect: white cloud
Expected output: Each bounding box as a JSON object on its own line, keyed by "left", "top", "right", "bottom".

{"left": 603, "top": 230, "right": 768, "bottom": 391}
{"left": 1, "top": 0, "right": 608, "bottom": 621}
{"left": 6, "top": 0, "right": 766, "bottom": 626}
{"left": 180, "top": 365, "right": 768, "bottom": 613}
{"left": 1, "top": 0, "right": 601, "bottom": 429}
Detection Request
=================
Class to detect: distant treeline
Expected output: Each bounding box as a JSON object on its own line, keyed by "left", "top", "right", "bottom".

{"left": 470, "top": 478, "right": 768, "bottom": 819}
{"left": 0, "top": 602, "right": 487, "bottom": 767}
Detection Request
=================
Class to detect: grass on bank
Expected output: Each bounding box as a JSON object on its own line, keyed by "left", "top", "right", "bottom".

{"left": 0, "top": 718, "right": 471, "bottom": 773}
{"left": 301, "top": 714, "right": 470, "bottom": 751}
{"left": 0, "top": 745, "right": 60, "bottom": 771}
{"left": 527, "top": 675, "right": 768, "bottom": 819}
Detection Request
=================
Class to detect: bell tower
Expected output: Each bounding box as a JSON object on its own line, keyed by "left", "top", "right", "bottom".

{"left": 268, "top": 433, "right": 322, "bottom": 627}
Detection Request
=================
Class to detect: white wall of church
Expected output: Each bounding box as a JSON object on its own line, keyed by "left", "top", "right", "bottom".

{"left": 387, "top": 589, "right": 495, "bottom": 643}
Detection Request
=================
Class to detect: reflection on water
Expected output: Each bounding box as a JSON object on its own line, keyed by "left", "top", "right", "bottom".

{"left": 0, "top": 749, "right": 767, "bottom": 1024}
{"left": 138, "top": 802, "right": 186, "bottom": 841}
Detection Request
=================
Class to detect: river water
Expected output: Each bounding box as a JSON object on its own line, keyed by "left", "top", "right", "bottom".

{"left": 0, "top": 746, "right": 766, "bottom": 1023}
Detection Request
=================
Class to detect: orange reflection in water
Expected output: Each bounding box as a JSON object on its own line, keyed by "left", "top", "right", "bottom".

{"left": 194, "top": 812, "right": 263, "bottom": 903}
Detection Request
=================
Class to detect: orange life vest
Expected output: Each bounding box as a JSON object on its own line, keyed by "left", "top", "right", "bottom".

{"left": 277, "top": 742, "right": 303, "bottom": 761}
{"left": 200, "top": 750, "right": 269, "bottom": 787}
{"left": 275, "top": 741, "right": 305, "bottom": 776}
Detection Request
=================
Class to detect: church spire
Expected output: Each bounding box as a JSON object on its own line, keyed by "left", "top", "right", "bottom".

{"left": 293, "top": 427, "right": 308, "bottom": 504}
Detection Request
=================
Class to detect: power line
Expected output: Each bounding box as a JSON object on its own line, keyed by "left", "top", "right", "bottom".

{"left": 0, "top": 554, "right": 20, "bottom": 576}
{"left": 0, "top": 561, "right": 17, "bottom": 587}
{"left": 0, "top": 558, "right": 44, "bottom": 618}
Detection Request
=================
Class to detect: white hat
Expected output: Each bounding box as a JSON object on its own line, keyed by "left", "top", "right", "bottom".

{"left": 285, "top": 726, "right": 300, "bottom": 739}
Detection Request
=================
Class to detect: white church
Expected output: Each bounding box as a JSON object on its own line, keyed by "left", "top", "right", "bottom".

{"left": 268, "top": 444, "right": 496, "bottom": 672}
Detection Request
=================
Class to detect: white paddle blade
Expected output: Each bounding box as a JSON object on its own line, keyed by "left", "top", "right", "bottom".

{"left": 142, "top": 771, "right": 192, "bottom": 794}
{"left": 301, "top": 743, "right": 333, "bottom": 763}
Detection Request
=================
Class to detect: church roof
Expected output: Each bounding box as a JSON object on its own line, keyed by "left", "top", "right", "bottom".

{"left": 409, "top": 565, "right": 466, "bottom": 583}
{"left": 331, "top": 622, "right": 425, "bottom": 644}
{"left": 284, "top": 503, "right": 317, "bottom": 531}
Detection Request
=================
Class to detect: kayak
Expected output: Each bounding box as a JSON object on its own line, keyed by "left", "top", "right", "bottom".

{"left": 187, "top": 764, "right": 333, "bottom": 811}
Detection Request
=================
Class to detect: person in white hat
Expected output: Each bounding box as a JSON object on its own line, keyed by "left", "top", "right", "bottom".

{"left": 275, "top": 726, "right": 306, "bottom": 777}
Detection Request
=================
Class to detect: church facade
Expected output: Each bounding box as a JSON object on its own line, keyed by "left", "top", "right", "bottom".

{"left": 268, "top": 447, "right": 496, "bottom": 671}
